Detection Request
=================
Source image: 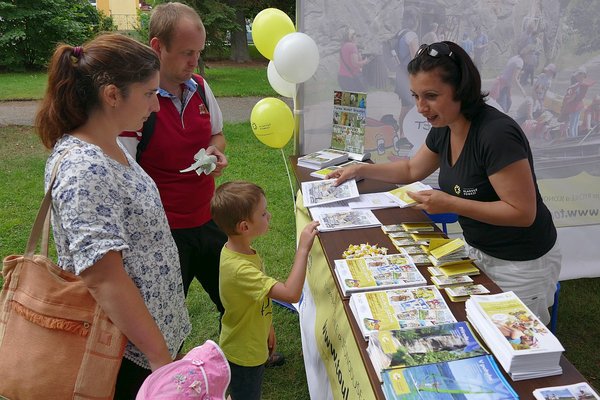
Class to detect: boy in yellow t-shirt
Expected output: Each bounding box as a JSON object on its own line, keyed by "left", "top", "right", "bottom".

{"left": 210, "top": 181, "right": 319, "bottom": 400}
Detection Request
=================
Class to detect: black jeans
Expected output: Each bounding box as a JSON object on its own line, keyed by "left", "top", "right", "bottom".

{"left": 114, "top": 358, "right": 151, "bottom": 399}
{"left": 228, "top": 361, "right": 265, "bottom": 400}
{"left": 171, "top": 220, "right": 227, "bottom": 314}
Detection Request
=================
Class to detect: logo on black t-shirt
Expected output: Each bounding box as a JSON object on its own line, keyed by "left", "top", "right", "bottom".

{"left": 454, "top": 185, "right": 461, "bottom": 195}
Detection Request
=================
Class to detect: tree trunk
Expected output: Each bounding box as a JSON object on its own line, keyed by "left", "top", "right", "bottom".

{"left": 197, "top": 58, "right": 206, "bottom": 78}
{"left": 230, "top": 9, "right": 251, "bottom": 63}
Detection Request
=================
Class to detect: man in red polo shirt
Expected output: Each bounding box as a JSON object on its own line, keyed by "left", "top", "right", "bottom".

{"left": 120, "top": 2, "right": 227, "bottom": 317}
{"left": 120, "top": 2, "right": 285, "bottom": 368}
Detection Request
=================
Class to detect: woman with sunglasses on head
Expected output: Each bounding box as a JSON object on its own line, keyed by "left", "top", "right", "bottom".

{"left": 328, "top": 41, "right": 561, "bottom": 326}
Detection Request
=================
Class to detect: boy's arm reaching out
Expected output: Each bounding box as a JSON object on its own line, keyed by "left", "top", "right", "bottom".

{"left": 268, "top": 221, "right": 319, "bottom": 303}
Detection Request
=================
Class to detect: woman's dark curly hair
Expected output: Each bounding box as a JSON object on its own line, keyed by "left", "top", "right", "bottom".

{"left": 407, "top": 41, "right": 487, "bottom": 121}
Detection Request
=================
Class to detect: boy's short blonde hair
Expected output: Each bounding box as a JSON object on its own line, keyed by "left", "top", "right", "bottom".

{"left": 211, "top": 181, "right": 266, "bottom": 236}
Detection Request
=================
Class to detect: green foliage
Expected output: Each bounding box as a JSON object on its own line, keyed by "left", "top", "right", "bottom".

{"left": 0, "top": 0, "right": 114, "bottom": 71}
{"left": 134, "top": 10, "right": 151, "bottom": 44}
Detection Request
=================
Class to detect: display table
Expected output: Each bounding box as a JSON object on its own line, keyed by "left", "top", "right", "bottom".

{"left": 291, "top": 157, "right": 590, "bottom": 400}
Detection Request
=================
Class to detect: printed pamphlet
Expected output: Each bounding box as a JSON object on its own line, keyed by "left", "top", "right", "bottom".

{"left": 381, "top": 355, "right": 519, "bottom": 399}
{"left": 349, "top": 285, "right": 456, "bottom": 339}
{"left": 333, "top": 254, "right": 426, "bottom": 296}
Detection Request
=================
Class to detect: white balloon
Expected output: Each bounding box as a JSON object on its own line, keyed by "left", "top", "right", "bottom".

{"left": 267, "top": 61, "right": 296, "bottom": 98}
{"left": 273, "top": 32, "right": 320, "bottom": 84}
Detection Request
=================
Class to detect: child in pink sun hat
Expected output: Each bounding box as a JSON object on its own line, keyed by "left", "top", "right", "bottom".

{"left": 136, "top": 340, "right": 230, "bottom": 399}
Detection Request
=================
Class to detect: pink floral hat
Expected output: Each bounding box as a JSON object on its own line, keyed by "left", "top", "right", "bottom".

{"left": 136, "top": 340, "right": 230, "bottom": 399}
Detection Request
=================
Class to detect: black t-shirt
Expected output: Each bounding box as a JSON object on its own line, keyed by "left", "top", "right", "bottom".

{"left": 425, "top": 105, "right": 556, "bottom": 260}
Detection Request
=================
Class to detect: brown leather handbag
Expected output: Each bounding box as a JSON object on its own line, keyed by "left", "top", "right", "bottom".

{"left": 0, "top": 149, "right": 126, "bottom": 399}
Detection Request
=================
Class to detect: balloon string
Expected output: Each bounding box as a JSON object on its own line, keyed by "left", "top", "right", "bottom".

{"left": 281, "top": 148, "right": 297, "bottom": 214}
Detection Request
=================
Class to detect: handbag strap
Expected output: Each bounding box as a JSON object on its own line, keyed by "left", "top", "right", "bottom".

{"left": 25, "top": 145, "right": 78, "bottom": 258}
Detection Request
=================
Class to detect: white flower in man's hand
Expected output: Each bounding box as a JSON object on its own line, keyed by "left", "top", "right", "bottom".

{"left": 179, "top": 148, "right": 217, "bottom": 175}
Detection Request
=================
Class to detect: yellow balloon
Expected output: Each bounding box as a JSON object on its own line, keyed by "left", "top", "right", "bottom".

{"left": 250, "top": 98, "right": 294, "bottom": 149}
{"left": 251, "top": 8, "right": 295, "bottom": 60}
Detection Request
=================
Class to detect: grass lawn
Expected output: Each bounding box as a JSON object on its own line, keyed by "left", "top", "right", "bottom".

{"left": 0, "top": 73, "right": 48, "bottom": 101}
{"left": 0, "top": 64, "right": 276, "bottom": 100}
{"left": 1, "top": 125, "right": 599, "bottom": 397}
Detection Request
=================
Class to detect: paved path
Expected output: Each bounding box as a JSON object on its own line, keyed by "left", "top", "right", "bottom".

{"left": 0, "top": 96, "right": 265, "bottom": 126}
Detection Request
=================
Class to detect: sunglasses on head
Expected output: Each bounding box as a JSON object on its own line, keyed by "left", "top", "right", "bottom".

{"left": 415, "top": 42, "right": 457, "bottom": 62}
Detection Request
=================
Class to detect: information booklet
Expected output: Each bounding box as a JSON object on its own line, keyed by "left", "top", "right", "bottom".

{"left": 466, "top": 291, "right": 564, "bottom": 381}
{"left": 445, "top": 284, "right": 490, "bottom": 302}
{"left": 402, "top": 222, "right": 435, "bottom": 232}
{"left": 297, "top": 148, "right": 349, "bottom": 170}
{"left": 348, "top": 285, "right": 456, "bottom": 339}
{"left": 347, "top": 192, "right": 403, "bottom": 210}
{"left": 533, "top": 382, "right": 600, "bottom": 400}
{"left": 383, "top": 181, "right": 433, "bottom": 208}
{"left": 331, "top": 90, "right": 370, "bottom": 161}
{"left": 423, "top": 238, "right": 470, "bottom": 265}
{"left": 309, "top": 160, "right": 368, "bottom": 179}
{"left": 381, "top": 355, "right": 519, "bottom": 400}
{"left": 430, "top": 274, "right": 474, "bottom": 289}
{"left": 381, "top": 223, "right": 435, "bottom": 233}
{"left": 309, "top": 207, "right": 381, "bottom": 232}
{"left": 333, "top": 254, "right": 426, "bottom": 296}
{"left": 366, "top": 321, "right": 488, "bottom": 381}
{"left": 301, "top": 178, "right": 359, "bottom": 208}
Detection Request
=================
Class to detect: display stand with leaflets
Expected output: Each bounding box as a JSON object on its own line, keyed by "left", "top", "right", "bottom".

{"left": 292, "top": 156, "right": 594, "bottom": 400}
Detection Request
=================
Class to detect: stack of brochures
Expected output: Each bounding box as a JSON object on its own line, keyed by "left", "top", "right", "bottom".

{"left": 381, "top": 355, "right": 519, "bottom": 400}
{"left": 430, "top": 274, "right": 474, "bottom": 289}
{"left": 466, "top": 291, "right": 565, "bottom": 381}
{"left": 333, "top": 254, "right": 426, "bottom": 297}
{"left": 366, "top": 321, "right": 488, "bottom": 381}
{"left": 428, "top": 264, "right": 480, "bottom": 278}
{"left": 381, "top": 223, "right": 435, "bottom": 234}
{"left": 421, "top": 238, "right": 480, "bottom": 277}
{"left": 424, "top": 238, "right": 470, "bottom": 266}
{"left": 444, "top": 284, "right": 490, "bottom": 302}
{"left": 297, "top": 148, "right": 349, "bottom": 170}
{"left": 533, "top": 382, "right": 600, "bottom": 400}
{"left": 348, "top": 285, "right": 456, "bottom": 339}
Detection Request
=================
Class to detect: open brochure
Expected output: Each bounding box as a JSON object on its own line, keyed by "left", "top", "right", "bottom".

{"left": 381, "top": 355, "right": 519, "bottom": 400}
{"left": 349, "top": 285, "right": 456, "bottom": 339}
{"left": 382, "top": 181, "right": 433, "bottom": 208}
{"left": 301, "top": 178, "right": 359, "bottom": 208}
{"left": 347, "top": 192, "right": 402, "bottom": 210}
{"left": 466, "top": 291, "right": 564, "bottom": 380}
{"left": 366, "top": 321, "right": 488, "bottom": 381}
{"left": 333, "top": 254, "right": 426, "bottom": 296}
{"left": 533, "top": 382, "right": 600, "bottom": 400}
{"left": 309, "top": 206, "right": 381, "bottom": 232}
